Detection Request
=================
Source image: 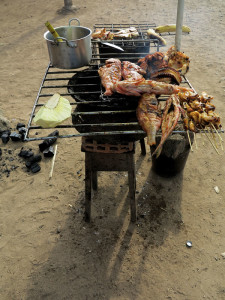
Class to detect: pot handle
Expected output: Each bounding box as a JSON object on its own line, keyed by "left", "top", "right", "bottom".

{"left": 54, "top": 37, "right": 78, "bottom": 48}
{"left": 69, "top": 18, "right": 80, "bottom": 26}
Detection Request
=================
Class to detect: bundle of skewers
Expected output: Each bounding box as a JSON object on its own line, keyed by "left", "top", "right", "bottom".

{"left": 97, "top": 45, "right": 223, "bottom": 156}
{"left": 178, "top": 91, "right": 223, "bottom": 154}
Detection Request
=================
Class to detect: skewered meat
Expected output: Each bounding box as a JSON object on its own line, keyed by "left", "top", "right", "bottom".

{"left": 98, "top": 58, "right": 122, "bottom": 96}
{"left": 122, "top": 61, "right": 146, "bottom": 81}
{"left": 136, "top": 93, "right": 162, "bottom": 146}
{"left": 178, "top": 90, "right": 198, "bottom": 103}
{"left": 178, "top": 91, "right": 221, "bottom": 130}
{"left": 115, "top": 78, "right": 193, "bottom": 97}
{"left": 199, "top": 92, "right": 213, "bottom": 103}
{"left": 201, "top": 111, "right": 220, "bottom": 127}
{"left": 189, "top": 111, "right": 202, "bottom": 124}
{"left": 189, "top": 120, "right": 195, "bottom": 132}
{"left": 152, "top": 94, "right": 181, "bottom": 157}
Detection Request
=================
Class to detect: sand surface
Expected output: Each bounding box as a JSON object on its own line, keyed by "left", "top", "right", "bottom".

{"left": 1, "top": 0, "right": 225, "bottom": 299}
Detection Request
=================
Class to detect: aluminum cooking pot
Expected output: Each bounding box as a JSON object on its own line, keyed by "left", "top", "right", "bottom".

{"left": 44, "top": 18, "right": 92, "bottom": 69}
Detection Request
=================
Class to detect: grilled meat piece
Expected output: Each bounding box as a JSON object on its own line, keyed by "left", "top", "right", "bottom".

{"left": 138, "top": 52, "right": 167, "bottom": 77}
{"left": 115, "top": 78, "right": 193, "bottom": 97}
{"left": 164, "top": 45, "right": 190, "bottom": 75}
{"left": 98, "top": 58, "right": 122, "bottom": 96}
{"left": 122, "top": 61, "right": 146, "bottom": 81}
{"left": 113, "top": 27, "right": 139, "bottom": 38}
{"left": 92, "top": 28, "right": 114, "bottom": 40}
{"left": 136, "top": 93, "right": 162, "bottom": 146}
{"left": 152, "top": 94, "right": 181, "bottom": 157}
{"left": 138, "top": 46, "right": 190, "bottom": 78}
{"left": 150, "top": 67, "right": 182, "bottom": 85}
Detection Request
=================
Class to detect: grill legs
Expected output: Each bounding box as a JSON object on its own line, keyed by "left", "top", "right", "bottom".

{"left": 84, "top": 151, "right": 137, "bottom": 222}
{"left": 140, "top": 138, "right": 146, "bottom": 155}
{"left": 127, "top": 153, "right": 137, "bottom": 222}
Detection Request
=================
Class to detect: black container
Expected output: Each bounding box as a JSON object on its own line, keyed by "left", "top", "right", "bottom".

{"left": 150, "top": 132, "right": 194, "bottom": 177}
{"left": 97, "top": 41, "right": 150, "bottom": 61}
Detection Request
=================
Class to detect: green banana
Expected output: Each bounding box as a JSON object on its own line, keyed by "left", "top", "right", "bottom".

{"left": 155, "top": 24, "right": 191, "bottom": 34}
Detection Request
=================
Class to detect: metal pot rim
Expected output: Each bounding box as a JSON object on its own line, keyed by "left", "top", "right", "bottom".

{"left": 43, "top": 26, "right": 92, "bottom": 43}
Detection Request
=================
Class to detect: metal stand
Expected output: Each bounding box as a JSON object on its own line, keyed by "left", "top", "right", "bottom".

{"left": 83, "top": 145, "right": 137, "bottom": 222}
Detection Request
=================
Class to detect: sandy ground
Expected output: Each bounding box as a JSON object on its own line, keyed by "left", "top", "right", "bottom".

{"left": 1, "top": 0, "right": 225, "bottom": 299}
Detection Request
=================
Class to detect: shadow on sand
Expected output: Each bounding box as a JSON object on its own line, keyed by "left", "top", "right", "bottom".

{"left": 26, "top": 154, "right": 184, "bottom": 300}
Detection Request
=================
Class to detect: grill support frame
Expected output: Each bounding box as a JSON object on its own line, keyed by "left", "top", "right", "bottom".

{"left": 83, "top": 144, "right": 137, "bottom": 222}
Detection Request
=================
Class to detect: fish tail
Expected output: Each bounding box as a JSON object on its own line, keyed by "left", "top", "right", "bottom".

{"left": 155, "top": 146, "right": 162, "bottom": 158}
{"left": 147, "top": 135, "right": 156, "bottom": 146}
{"left": 152, "top": 144, "right": 162, "bottom": 158}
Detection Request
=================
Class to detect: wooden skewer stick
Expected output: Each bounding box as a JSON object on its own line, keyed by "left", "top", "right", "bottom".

{"left": 209, "top": 126, "right": 219, "bottom": 150}
{"left": 211, "top": 123, "right": 223, "bottom": 142}
{"left": 49, "top": 144, "right": 58, "bottom": 179}
{"left": 211, "top": 123, "right": 224, "bottom": 151}
{"left": 202, "top": 127, "right": 220, "bottom": 155}
{"left": 194, "top": 132, "right": 198, "bottom": 150}
{"left": 200, "top": 130, "right": 205, "bottom": 145}
{"left": 187, "top": 130, "right": 193, "bottom": 152}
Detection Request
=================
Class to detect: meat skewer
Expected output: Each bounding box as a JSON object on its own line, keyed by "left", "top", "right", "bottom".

{"left": 98, "top": 58, "right": 122, "bottom": 96}
{"left": 115, "top": 78, "right": 193, "bottom": 97}
{"left": 136, "top": 93, "right": 162, "bottom": 146}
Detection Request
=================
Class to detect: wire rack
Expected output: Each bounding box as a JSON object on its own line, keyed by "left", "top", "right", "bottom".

{"left": 24, "top": 23, "right": 195, "bottom": 142}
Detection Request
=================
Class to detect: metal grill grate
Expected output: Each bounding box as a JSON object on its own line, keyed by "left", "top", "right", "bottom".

{"left": 24, "top": 23, "right": 198, "bottom": 142}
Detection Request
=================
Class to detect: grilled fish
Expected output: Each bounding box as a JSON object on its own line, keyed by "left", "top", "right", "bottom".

{"left": 136, "top": 93, "right": 162, "bottom": 146}
{"left": 152, "top": 94, "right": 181, "bottom": 157}
{"left": 98, "top": 58, "right": 122, "bottom": 96}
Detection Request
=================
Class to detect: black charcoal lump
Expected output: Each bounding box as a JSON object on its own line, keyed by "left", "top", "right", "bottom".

{"left": 43, "top": 146, "right": 54, "bottom": 157}
{"left": 30, "top": 162, "right": 41, "bottom": 173}
{"left": 25, "top": 154, "right": 42, "bottom": 169}
{"left": 16, "top": 123, "right": 26, "bottom": 130}
{"left": 39, "top": 130, "right": 59, "bottom": 152}
{"left": 10, "top": 132, "right": 22, "bottom": 141}
{"left": 18, "top": 148, "right": 34, "bottom": 159}
{"left": 1, "top": 132, "right": 10, "bottom": 144}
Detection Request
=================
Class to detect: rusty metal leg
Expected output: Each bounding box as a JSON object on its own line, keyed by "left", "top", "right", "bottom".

{"left": 92, "top": 171, "right": 98, "bottom": 190}
{"left": 139, "top": 139, "right": 146, "bottom": 156}
{"left": 85, "top": 153, "right": 92, "bottom": 222}
{"left": 127, "top": 153, "right": 137, "bottom": 222}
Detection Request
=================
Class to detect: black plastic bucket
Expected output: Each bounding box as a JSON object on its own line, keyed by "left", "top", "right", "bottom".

{"left": 150, "top": 132, "right": 194, "bottom": 177}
